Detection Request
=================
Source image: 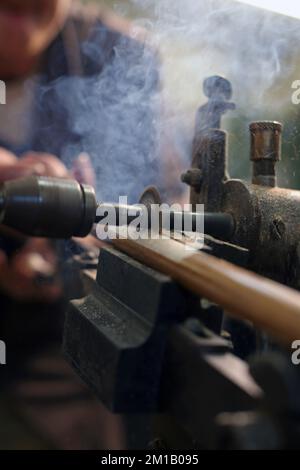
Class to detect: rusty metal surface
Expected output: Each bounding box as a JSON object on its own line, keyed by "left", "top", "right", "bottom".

{"left": 250, "top": 121, "right": 283, "bottom": 187}
{"left": 181, "top": 77, "right": 300, "bottom": 288}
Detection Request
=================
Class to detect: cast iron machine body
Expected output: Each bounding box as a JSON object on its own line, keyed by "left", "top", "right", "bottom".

{"left": 182, "top": 76, "right": 300, "bottom": 287}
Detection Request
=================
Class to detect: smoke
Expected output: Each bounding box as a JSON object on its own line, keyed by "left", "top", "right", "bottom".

{"left": 33, "top": 0, "right": 300, "bottom": 201}
{"left": 130, "top": 0, "right": 300, "bottom": 102}
{"left": 32, "top": 26, "right": 161, "bottom": 203}
{"left": 127, "top": 0, "right": 300, "bottom": 183}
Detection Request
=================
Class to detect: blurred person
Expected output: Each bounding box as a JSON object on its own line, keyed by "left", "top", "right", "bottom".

{"left": 0, "top": 0, "right": 160, "bottom": 449}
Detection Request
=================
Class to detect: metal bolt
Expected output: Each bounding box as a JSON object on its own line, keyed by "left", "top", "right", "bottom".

{"left": 250, "top": 121, "right": 283, "bottom": 187}
{"left": 181, "top": 169, "right": 203, "bottom": 191}
{"left": 270, "top": 217, "right": 286, "bottom": 241}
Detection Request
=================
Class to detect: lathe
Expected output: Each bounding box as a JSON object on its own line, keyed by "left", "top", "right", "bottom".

{"left": 1, "top": 76, "right": 300, "bottom": 449}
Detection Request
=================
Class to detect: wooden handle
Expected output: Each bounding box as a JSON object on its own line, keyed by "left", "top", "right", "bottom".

{"left": 110, "top": 236, "right": 300, "bottom": 345}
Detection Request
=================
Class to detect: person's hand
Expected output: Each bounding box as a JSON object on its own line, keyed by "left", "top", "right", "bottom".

{"left": 0, "top": 238, "right": 62, "bottom": 303}
{"left": 20, "top": 152, "right": 69, "bottom": 178}
{"left": 21, "top": 152, "right": 97, "bottom": 184}
{"left": 0, "top": 148, "right": 42, "bottom": 182}
{"left": 0, "top": 148, "right": 69, "bottom": 182}
{"left": 71, "top": 152, "right": 96, "bottom": 187}
{"left": 0, "top": 148, "right": 96, "bottom": 186}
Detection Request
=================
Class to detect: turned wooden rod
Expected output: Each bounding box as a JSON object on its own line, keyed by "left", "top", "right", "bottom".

{"left": 110, "top": 235, "right": 300, "bottom": 346}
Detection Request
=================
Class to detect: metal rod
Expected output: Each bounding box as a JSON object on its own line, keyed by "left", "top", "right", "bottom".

{"left": 95, "top": 204, "right": 235, "bottom": 241}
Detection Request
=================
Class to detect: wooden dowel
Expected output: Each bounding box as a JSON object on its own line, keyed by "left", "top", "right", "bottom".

{"left": 110, "top": 235, "right": 300, "bottom": 346}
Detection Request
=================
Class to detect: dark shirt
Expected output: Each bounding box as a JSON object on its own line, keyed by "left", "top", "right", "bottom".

{"left": 2, "top": 5, "right": 161, "bottom": 204}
